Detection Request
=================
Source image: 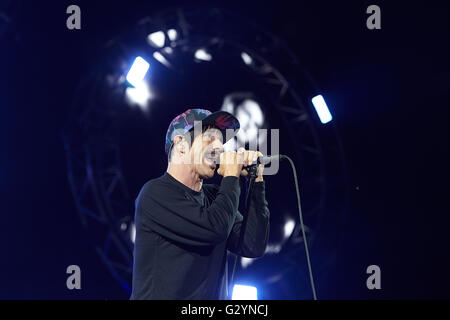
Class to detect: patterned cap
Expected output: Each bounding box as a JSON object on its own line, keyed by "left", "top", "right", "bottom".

{"left": 165, "top": 108, "right": 240, "bottom": 155}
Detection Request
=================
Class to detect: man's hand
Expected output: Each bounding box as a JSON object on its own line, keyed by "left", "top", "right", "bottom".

{"left": 217, "top": 149, "right": 245, "bottom": 178}
{"left": 240, "top": 149, "right": 265, "bottom": 182}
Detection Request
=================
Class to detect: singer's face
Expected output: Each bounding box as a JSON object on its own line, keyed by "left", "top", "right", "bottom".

{"left": 189, "top": 128, "right": 224, "bottom": 179}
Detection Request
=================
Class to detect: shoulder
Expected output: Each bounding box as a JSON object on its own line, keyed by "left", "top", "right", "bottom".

{"left": 139, "top": 174, "right": 172, "bottom": 198}
{"left": 136, "top": 175, "right": 183, "bottom": 212}
{"left": 141, "top": 175, "right": 162, "bottom": 191}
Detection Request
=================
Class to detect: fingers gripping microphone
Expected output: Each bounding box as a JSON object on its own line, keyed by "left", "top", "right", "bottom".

{"left": 207, "top": 152, "right": 284, "bottom": 166}
{"left": 209, "top": 153, "right": 284, "bottom": 177}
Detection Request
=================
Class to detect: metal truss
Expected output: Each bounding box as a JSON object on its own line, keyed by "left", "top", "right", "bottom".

{"left": 63, "top": 5, "right": 349, "bottom": 296}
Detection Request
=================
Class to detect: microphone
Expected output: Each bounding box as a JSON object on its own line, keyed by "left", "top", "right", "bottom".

{"left": 256, "top": 154, "right": 284, "bottom": 165}
{"left": 243, "top": 155, "right": 283, "bottom": 178}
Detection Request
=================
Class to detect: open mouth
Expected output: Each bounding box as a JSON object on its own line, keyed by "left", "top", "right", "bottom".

{"left": 204, "top": 149, "right": 220, "bottom": 166}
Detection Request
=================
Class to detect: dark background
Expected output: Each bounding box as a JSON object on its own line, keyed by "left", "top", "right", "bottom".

{"left": 1, "top": 0, "right": 449, "bottom": 299}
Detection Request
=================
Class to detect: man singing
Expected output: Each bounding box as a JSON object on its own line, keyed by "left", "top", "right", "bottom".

{"left": 130, "top": 108, "right": 270, "bottom": 300}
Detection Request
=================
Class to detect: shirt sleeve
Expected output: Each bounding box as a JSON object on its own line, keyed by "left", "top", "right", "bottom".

{"left": 136, "top": 176, "right": 241, "bottom": 246}
{"left": 226, "top": 181, "right": 270, "bottom": 258}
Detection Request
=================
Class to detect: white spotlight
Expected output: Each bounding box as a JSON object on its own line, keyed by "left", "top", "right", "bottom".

{"left": 240, "top": 257, "right": 255, "bottom": 269}
{"left": 235, "top": 99, "right": 264, "bottom": 143}
{"left": 241, "top": 52, "right": 253, "bottom": 65}
{"left": 232, "top": 285, "right": 258, "bottom": 300}
{"left": 130, "top": 222, "right": 136, "bottom": 244}
{"left": 126, "top": 57, "right": 150, "bottom": 88}
{"left": 162, "top": 47, "right": 173, "bottom": 55}
{"left": 125, "top": 81, "right": 152, "bottom": 110}
{"left": 153, "top": 51, "right": 171, "bottom": 68}
{"left": 194, "top": 49, "right": 212, "bottom": 61}
{"left": 284, "top": 219, "right": 295, "bottom": 239}
{"left": 167, "top": 29, "right": 178, "bottom": 41}
{"left": 311, "top": 94, "right": 333, "bottom": 124}
{"left": 147, "top": 31, "right": 165, "bottom": 48}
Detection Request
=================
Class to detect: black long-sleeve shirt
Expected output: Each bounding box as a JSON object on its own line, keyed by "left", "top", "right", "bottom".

{"left": 130, "top": 172, "right": 270, "bottom": 300}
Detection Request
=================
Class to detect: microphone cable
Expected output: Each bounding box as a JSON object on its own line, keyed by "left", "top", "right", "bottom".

{"left": 282, "top": 154, "right": 318, "bottom": 300}
{"left": 227, "top": 154, "right": 317, "bottom": 300}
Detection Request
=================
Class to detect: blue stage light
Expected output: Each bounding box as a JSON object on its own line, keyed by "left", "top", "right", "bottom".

{"left": 194, "top": 49, "right": 212, "bottom": 61}
{"left": 311, "top": 94, "right": 332, "bottom": 124}
{"left": 147, "top": 31, "right": 165, "bottom": 48}
{"left": 232, "top": 284, "right": 258, "bottom": 300}
{"left": 126, "top": 57, "right": 150, "bottom": 88}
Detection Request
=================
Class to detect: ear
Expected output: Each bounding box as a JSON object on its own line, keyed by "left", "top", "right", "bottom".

{"left": 173, "top": 135, "right": 185, "bottom": 154}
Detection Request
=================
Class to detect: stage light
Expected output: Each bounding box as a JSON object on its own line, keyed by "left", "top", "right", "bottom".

{"left": 241, "top": 257, "right": 255, "bottom": 269}
{"left": 125, "top": 81, "right": 152, "bottom": 110}
{"left": 241, "top": 52, "right": 253, "bottom": 65}
{"left": 232, "top": 284, "right": 258, "bottom": 300}
{"left": 130, "top": 222, "right": 136, "bottom": 244}
{"left": 167, "top": 29, "right": 178, "bottom": 41}
{"left": 162, "top": 47, "right": 173, "bottom": 55}
{"left": 235, "top": 99, "right": 264, "bottom": 143}
{"left": 153, "top": 51, "right": 171, "bottom": 68}
{"left": 284, "top": 219, "right": 295, "bottom": 239}
{"left": 147, "top": 31, "right": 165, "bottom": 48}
{"left": 311, "top": 94, "right": 332, "bottom": 124}
{"left": 194, "top": 49, "right": 212, "bottom": 61}
{"left": 221, "top": 94, "right": 267, "bottom": 148}
{"left": 126, "top": 57, "right": 150, "bottom": 88}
